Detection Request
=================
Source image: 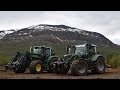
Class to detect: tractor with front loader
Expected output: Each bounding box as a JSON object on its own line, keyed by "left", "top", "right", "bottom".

{"left": 51, "top": 43, "right": 106, "bottom": 76}
{"left": 5, "top": 46, "right": 58, "bottom": 74}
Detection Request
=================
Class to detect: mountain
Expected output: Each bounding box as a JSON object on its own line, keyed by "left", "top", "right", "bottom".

{"left": 0, "top": 29, "right": 16, "bottom": 39}
{"left": 0, "top": 24, "right": 117, "bottom": 47}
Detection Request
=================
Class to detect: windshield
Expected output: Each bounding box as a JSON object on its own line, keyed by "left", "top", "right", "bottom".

{"left": 75, "top": 46, "right": 86, "bottom": 55}
{"left": 67, "top": 47, "right": 75, "bottom": 54}
{"left": 45, "top": 48, "right": 51, "bottom": 56}
{"left": 33, "top": 47, "right": 43, "bottom": 54}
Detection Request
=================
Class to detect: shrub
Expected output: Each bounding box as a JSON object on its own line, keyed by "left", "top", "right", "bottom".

{"left": 0, "top": 55, "right": 11, "bottom": 65}
{"left": 106, "top": 55, "right": 120, "bottom": 69}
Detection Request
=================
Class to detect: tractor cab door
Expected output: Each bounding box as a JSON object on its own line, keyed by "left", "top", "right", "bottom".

{"left": 86, "top": 44, "right": 96, "bottom": 59}
{"left": 44, "top": 48, "right": 52, "bottom": 60}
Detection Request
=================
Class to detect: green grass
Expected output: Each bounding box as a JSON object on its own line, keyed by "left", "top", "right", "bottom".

{"left": 105, "top": 54, "right": 120, "bottom": 69}
{"left": 0, "top": 55, "right": 11, "bottom": 65}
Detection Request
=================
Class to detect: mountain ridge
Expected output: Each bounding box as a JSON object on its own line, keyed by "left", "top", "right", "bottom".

{"left": 0, "top": 24, "right": 117, "bottom": 47}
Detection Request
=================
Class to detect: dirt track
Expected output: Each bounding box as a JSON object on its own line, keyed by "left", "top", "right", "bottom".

{"left": 0, "top": 66, "right": 120, "bottom": 79}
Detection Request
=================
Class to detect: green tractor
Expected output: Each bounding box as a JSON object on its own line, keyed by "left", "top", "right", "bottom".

{"left": 5, "top": 46, "right": 58, "bottom": 74}
{"left": 52, "top": 43, "right": 106, "bottom": 76}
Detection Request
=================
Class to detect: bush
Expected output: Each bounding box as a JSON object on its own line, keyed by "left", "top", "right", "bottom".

{"left": 106, "top": 54, "right": 113, "bottom": 64}
{"left": 0, "top": 55, "right": 11, "bottom": 65}
{"left": 106, "top": 55, "right": 120, "bottom": 69}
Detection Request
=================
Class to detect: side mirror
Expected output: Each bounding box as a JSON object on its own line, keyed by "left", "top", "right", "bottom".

{"left": 52, "top": 53, "right": 55, "bottom": 55}
{"left": 97, "top": 52, "right": 100, "bottom": 54}
{"left": 66, "top": 47, "right": 69, "bottom": 54}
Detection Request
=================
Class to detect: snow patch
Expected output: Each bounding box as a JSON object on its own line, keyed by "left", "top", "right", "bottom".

{"left": 23, "top": 33, "right": 28, "bottom": 35}
{"left": 85, "top": 33, "right": 89, "bottom": 35}
{"left": 27, "top": 25, "right": 35, "bottom": 29}
{"left": 26, "top": 24, "right": 85, "bottom": 34}
{"left": 82, "top": 32, "right": 86, "bottom": 35}
{"left": 0, "top": 32, "right": 5, "bottom": 36}
{"left": 28, "top": 25, "right": 45, "bottom": 29}
{"left": 5, "top": 31, "right": 14, "bottom": 34}
{"left": 29, "top": 35, "right": 33, "bottom": 37}
{"left": 56, "top": 37, "right": 63, "bottom": 42}
{"left": 18, "top": 33, "right": 22, "bottom": 35}
{"left": 35, "top": 25, "right": 44, "bottom": 29}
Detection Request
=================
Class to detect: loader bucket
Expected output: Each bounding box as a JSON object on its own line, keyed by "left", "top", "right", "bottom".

{"left": 5, "top": 52, "right": 23, "bottom": 70}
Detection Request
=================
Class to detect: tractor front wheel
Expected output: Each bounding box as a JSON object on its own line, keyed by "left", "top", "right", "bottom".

{"left": 56, "top": 63, "right": 69, "bottom": 74}
{"left": 70, "top": 60, "right": 88, "bottom": 76}
{"left": 29, "top": 60, "right": 43, "bottom": 74}
{"left": 91, "top": 56, "right": 105, "bottom": 74}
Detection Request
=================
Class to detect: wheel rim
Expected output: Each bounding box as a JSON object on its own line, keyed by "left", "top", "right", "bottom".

{"left": 97, "top": 60, "right": 104, "bottom": 71}
{"left": 36, "top": 64, "right": 41, "bottom": 72}
{"left": 78, "top": 63, "right": 86, "bottom": 74}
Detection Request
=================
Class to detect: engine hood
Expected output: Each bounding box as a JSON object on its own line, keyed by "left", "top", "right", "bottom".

{"left": 63, "top": 54, "right": 72, "bottom": 61}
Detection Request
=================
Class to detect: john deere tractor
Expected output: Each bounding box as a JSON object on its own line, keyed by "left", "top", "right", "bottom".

{"left": 5, "top": 46, "right": 58, "bottom": 74}
{"left": 52, "top": 43, "right": 106, "bottom": 76}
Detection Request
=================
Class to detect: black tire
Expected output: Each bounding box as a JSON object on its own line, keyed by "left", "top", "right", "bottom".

{"left": 91, "top": 56, "right": 105, "bottom": 74}
{"left": 56, "top": 63, "right": 69, "bottom": 74}
{"left": 13, "top": 61, "right": 26, "bottom": 73}
{"left": 13, "top": 68, "right": 26, "bottom": 73}
{"left": 70, "top": 60, "right": 88, "bottom": 76}
{"left": 48, "top": 58, "right": 58, "bottom": 73}
{"left": 29, "top": 60, "right": 43, "bottom": 74}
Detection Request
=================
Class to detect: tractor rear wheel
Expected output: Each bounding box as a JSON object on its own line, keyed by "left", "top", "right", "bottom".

{"left": 91, "top": 56, "right": 105, "bottom": 74}
{"left": 70, "top": 60, "right": 88, "bottom": 76}
{"left": 29, "top": 60, "right": 43, "bottom": 74}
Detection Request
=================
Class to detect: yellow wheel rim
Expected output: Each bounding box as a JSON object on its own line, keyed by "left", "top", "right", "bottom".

{"left": 36, "top": 64, "right": 41, "bottom": 72}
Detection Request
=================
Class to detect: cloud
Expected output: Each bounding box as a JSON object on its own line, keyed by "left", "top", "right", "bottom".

{"left": 0, "top": 11, "right": 120, "bottom": 44}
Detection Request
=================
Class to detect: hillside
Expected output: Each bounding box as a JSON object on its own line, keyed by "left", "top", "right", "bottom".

{"left": 0, "top": 29, "right": 16, "bottom": 39}
{"left": 0, "top": 24, "right": 117, "bottom": 47}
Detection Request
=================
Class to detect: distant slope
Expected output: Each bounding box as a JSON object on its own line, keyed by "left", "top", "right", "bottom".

{"left": 1, "top": 24, "right": 117, "bottom": 47}
{"left": 0, "top": 29, "right": 16, "bottom": 39}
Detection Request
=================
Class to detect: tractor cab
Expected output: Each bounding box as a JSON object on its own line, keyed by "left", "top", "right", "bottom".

{"left": 66, "top": 43, "right": 97, "bottom": 59}
{"left": 30, "top": 46, "right": 55, "bottom": 60}
{"left": 86, "top": 43, "right": 97, "bottom": 55}
{"left": 75, "top": 45, "right": 87, "bottom": 55}
{"left": 66, "top": 44, "right": 87, "bottom": 55}
{"left": 66, "top": 44, "right": 97, "bottom": 54}
{"left": 66, "top": 45, "right": 75, "bottom": 54}
{"left": 30, "top": 46, "right": 44, "bottom": 54}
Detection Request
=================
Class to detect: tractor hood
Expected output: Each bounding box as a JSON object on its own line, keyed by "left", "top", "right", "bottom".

{"left": 63, "top": 53, "right": 86, "bottom": 61}
{"left": 63, "top": 54, "right": 72, "bottom": 61}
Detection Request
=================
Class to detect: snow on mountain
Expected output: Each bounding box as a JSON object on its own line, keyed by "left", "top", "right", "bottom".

{"left": 0, "top": 29, "right": 17, "bottom": 39}
{"left": 0, "top": 31, "right": 5, "bottom": 39}
{"left": 27, "top": 24, "right": 85, "bottom": 34}
{"left": 1, "top": 24, "right": 116, "bottom": 47}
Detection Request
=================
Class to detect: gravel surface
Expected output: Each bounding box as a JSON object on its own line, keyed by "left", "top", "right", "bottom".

{"left": 0, "top": 65, "right": 119, "bottom": 79}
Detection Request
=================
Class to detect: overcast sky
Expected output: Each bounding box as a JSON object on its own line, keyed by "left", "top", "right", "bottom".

{"left": 0, "top": 11, "right": 120, "bottom": 45}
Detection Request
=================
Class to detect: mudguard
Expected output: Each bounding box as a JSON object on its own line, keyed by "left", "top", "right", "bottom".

{"left": 91, "top": 54, "right": 104, "bottom": 61}
{"left": 68, "top": 54, "right": 81, "bottom": 64}
{"left": 47, "top": 56, "right": 58, "bottom": 65}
